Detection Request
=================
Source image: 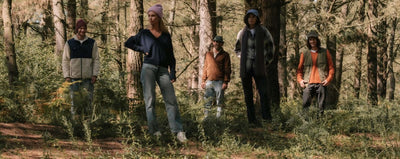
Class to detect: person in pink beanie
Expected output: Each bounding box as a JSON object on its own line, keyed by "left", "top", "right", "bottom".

{"left": 125, "top": 4, "right": 187, "bottom": 143}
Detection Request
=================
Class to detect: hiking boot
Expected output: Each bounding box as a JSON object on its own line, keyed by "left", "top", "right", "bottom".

{"left": 177, "top": 132, "right": 187, "bottom": 143}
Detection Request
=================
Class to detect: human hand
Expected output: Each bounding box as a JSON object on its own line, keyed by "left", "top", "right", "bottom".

{"left": 222, "top": 83, "right": 228, "bottom": 90}
{"left": 300, "top": 80, "right": 307, "bottom": 88}
{"left": 91, "top": 76, "right": 97, "bottom": 84}
{"left": 171, "top": 79, "right": 176, "bottom": 83}
{"left": 65, "top": 77, "right": 71, "bottom": 82}
{"left": 322, "top": 80, "right": 328, "bottom": 86}
{"left": 201, "top": 82, "right": 206, "bottom": 89}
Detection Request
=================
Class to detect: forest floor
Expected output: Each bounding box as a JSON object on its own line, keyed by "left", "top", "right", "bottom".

{"left": 0, "top": 123, "right": 127, "bottom": 158}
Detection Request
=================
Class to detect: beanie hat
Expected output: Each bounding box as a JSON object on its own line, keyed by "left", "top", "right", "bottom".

{"left": 244, "top": 9, "right": 260, "bottom": 26}
{"left": 75, "top": 19, "right": 87, "bottom": 33}
{"left": 148, "top": 4, "right": 163, "bottom": 19}
{"left": 307, "top": 30, "right": 319, "bottom": 38}
{"left": 213, "top": 36, "right": 224, "bottom": 43}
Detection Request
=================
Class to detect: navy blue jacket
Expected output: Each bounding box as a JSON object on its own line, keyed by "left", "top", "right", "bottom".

{"left": 125, "top": 29, "right": 176, "bottom": 80}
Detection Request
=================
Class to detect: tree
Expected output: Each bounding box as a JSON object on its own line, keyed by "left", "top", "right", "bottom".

{"left": 66, "top": 0, "right": 76, "bottom": 34}
{"left": 262, "top": 0, "right": 281, "bottom": 113}
{"left": 2, "top": 0, "right": 18, "bottom": 86}
{"left": 377, "top": 17, "right": 388, "bottom": 100}
{"left": 387, "top": 18, "right": 397, "bottom": 101}
{"left": 198, "top": 0, "right": 215, "bottom": 90}
{"left": 367, "top": 0, "right": 378, "bottom": 105}
{"left": 80, "top": 0, "right": 89, "bottom": 19}
{"left": 168, "top": 0, "right": 177, "bottom": 37}
{"left": 354, "top": 0, "right": 366, "bottom": 99}
{"left": 52, "top": 0, "right": 66, "bottom": 56}
{"left": 126, "top": 0, "right": 143, "bottom": 106}
{"left": 278, "top": 0, "right": 288, "bottom": 98}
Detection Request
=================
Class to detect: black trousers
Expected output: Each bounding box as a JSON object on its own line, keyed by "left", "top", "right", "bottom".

{"left": 241, "top": 74, "right": 272, "bottom": 124}
{"left": 302, "top": 83, "right": 326, "bottom": 114}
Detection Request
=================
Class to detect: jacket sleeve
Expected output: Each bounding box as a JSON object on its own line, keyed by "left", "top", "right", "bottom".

{"left": 168, "top": 36, "right": 177, "bottom": 80}
{"left": 62, "top": 42, "right": 71, "bottom": 78}
{"left": 224, "top": 53, "right": 231, "bottom": 83}
{"left": 234, "top": 29, "right": 243, "bottom": 57}
{"left": 124, "top": 30, "right": 146, "bottom": 53}
{"left": 263, "top": 27, "right": 275, "bottom": 66}
{"left": 202, "top": 54, "right": 208, "bottom": 83}
{"left": 325, "top": 50, "right": 335, "bottom": 83}
{"left": 296, "top": 53, "right": 305, "bottom": 83}
{"left": 92, "top": 41, "right": 100, "bottom": 77}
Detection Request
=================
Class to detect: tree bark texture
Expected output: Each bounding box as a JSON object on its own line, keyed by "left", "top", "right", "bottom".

{"left": 3, "top": 0, "right": 19, "bottom": 85}
{"left": 126, "top": 0, "right": 144, "bottom": 105}
{"left": 376, "top": 19, "right": 388, "bottom": 100}
{"left": 262, "top": 0, "right": 281, "bottom": 112}
{"left": 168, "top": 0, "right": 176, "bottom": 37}
{"left": 80, "top": 0, "right": 89, "bottom": 19}
{"left": 387, "top": 18, "right": 397, "bottom": 101}
{"left": 198, "top": 0, "right": 214, "bottom": 89}
{"left": 66, "top": 0, "right": 76, "bottom": 34}
{"left": 278, "top": 0, "right": 288, "bottom": 98}
{"left": 52, "top": 0, "right": 66, "bottom": 57}
{"left": 367, "top": 0, "right": 378, "bottom": 106}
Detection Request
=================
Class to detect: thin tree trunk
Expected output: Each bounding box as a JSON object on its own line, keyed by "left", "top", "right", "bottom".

{"left": 101, "top": 0, "right": 109, "bottom": 44}
{"left": 115, "top": 0, "right": 125, "bottom": 88}
{"left": 80, "top": 0, "right": 89, "bottom": 20}
{"left": 367, "top": 0, "right": 378, "bottom": 106}
{"left": 262, "top": 0, "right": 281, "bottom": 113}
{"left": 325, "top": 36, "right": 338, "bottom": 108}
{"left": 52, "top": 0, "right": 66, "bottom": 57}
{"left": 198, "top": 0, "right": 214, "bottom": 90}
{"left": 354, "top": 0, "right": 366, "bottom": 99}
{"left": 66, "top": 0, "right": 76, "bottom": 34}
{"left": 168, "top": 0, "right": 176, "bottom": 37}
{"left": 3, "top": 0, "right": 18, "bottom": 86}
{"left": 377, "top": 18, "right": 388, "bottom": 100}
{"left": 126, "top": 0, "right": 144, "bottom": 106}
{"left": 189, "top": 0, "right": 199, "bottom": 96}
{"left": 288, "top": 3, "right": 300, "bottom": 100}
{"left": 278, "top": 0, "right": 287, "bottom": 99}
{"left": 354, "top": 42, "right": 362, "bottom": 99}
{"left": 387, "top": 18, "right": 397, "bottom": 101}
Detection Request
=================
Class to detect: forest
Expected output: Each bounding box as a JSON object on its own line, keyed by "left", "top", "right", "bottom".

{"left": 1, "top": 0, "right": 400, "bottom": 158}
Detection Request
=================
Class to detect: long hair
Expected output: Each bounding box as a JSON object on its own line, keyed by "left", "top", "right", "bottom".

{"left": 148, "top": 14, "right": 169, "bottom": 34}
{"left": 306, "top": 37, "right": 321, "bottom": 49}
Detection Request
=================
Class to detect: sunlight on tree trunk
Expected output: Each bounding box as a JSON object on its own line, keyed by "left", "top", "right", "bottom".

{"left": 3, "top": 0, "right": 18, "bottom": 86}
{"left": 52, "top": 0, "right": 66, "bottom": 57}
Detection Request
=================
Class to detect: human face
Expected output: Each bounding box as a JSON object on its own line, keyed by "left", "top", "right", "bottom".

{"left": 247, "top": 14, "right": 257, "bottom": 28}
{"left": 148, "top": 11, "right": 160, "bottom": 26}
{"left": 77, "top": 26, "right": 87, "bottom": 39}
{"left": 213, "top": 41, "right": 223, "bottom": 51}
{"left": 308, "top": 37, "right": 318, "bottom": 49}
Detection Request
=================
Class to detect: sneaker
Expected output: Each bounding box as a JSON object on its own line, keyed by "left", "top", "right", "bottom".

{"left": 216, "top": 107, "right": 222, "bottom": 118}
{"left": 177, "top": 132, "right": 187, "bottom": 143}
{"left": 153, "top": 131, "right": 161, "bottom": 137}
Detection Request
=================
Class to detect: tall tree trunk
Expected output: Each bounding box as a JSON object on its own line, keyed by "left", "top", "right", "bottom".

{"left": 354, "top": 0, "right": 366, "bottom": 99}
{"left": 3, "top": 0, "right": 18, "bottom": 86}
{"left": 262, "top": 0, "right": 281, "bottom": 113}
{"left": 115, "top": 0, "right": 125, "bottom": 88}
{"left": 198, "top": 0, "right": 214, "bottom": 90}
{"left": 52, "top": 0, "right": 66, "bottom": 57}
{"left": 288, "top": 3, "right": 300, "bottom": 100}
{"left": 66, "top": 0, "right": 76, "bottom": 34}
{"left": 387, "top": 18, "right": 397, "bottom": 101}
{"left": 126, "top": 0, "right": 144, "bottom": 106}
{"left": 377, "top": 18, "right": 388, "bottom": 100}
{"left": 278, "top": 0, "right": 287, "bottom": 99}
{"left": 101, "top": 0, "right": 109, "bottom": 44}
{"left": 367, "top": 0, "right": 378, "bottom": 106}
{"left": 189, "top": 0, "right": 199, "bottom": 96}
{"left": 80, "top": 0, "right": 89, "bottom": 19}
{"left": 325, "top": 36, "right": 338, "bottom": 108}
{"left": 168, "top": 0, "right": 176, "bottom": 37}
{"left": 354, "top": 42, "right": 362, "bottom": 99}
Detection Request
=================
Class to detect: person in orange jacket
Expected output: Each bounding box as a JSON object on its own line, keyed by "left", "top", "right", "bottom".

{"left": 297, "top": 30, "right": 335, "bottom": 116}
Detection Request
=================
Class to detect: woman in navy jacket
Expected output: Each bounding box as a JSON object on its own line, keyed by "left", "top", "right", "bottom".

{"left": 125, "top": 4, "right": 187, "bottom": 142}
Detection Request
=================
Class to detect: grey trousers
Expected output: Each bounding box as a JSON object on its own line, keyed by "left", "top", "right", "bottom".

{"left": 302, "top": 83, "right": 326, "bottom": 114}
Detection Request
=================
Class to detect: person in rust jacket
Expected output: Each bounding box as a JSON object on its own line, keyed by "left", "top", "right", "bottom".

{"left": 201, "top": 36, "right": 231, "bottom": 118}
{"left": 297, "top": 30, "right": 334, "bottom": 116}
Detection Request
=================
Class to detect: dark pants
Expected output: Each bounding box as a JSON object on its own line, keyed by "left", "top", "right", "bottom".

{"left": 302, "top": 83, "right": 326, "bottom": 115}
{"left": 241, "top": 74, "right": 271, "bottom": 124}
